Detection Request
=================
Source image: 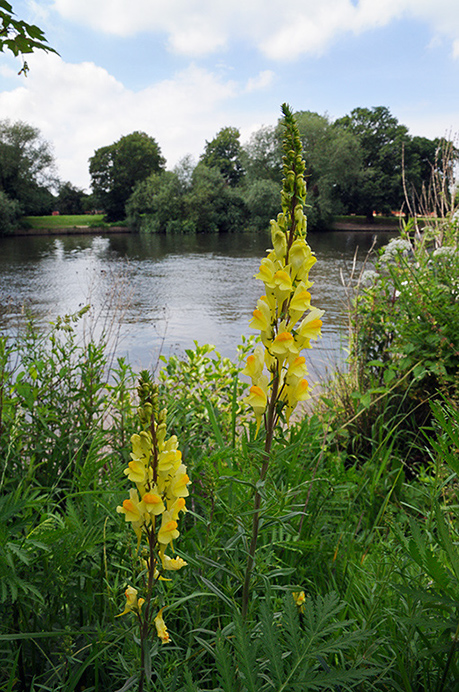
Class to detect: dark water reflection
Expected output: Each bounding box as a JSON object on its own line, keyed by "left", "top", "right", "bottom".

{"left": 0, "top": 229, "right": 396, "bottom": 382}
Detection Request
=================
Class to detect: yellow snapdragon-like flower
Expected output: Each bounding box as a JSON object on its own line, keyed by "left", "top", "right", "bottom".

{"left": 292, "top": 590, "right": 306, "bottom": 613}
{"left": 130, "top": 432, "right": 152, "bottom": 462}
{"left": 244, "top": 384, "right": 268, "bottom": 435}
{"left": 168, "top": 496, "right": 187, "bottom": 519}
{"left": 270, "top": 331, "right": 299, "bottom": 359}
{"left": 141, "top": 490, "right": 165, "bottom": 518}
{"left": 168, "top": 465, "right": 191, "bottom": 499}
{"left": 158, "top": 512, "right": 180, "bottom": 546}
{"left": 154, "top": 608, "right": 170, "bottom": 643}
{"left": 117, "top": 488, "right": 143, "bottom": 524}
{"left": 241, "top": 344, "right": 265, "bottom": 383}
{"left": 163, "top": 555, "right": 188, "bottom": 570}
{"left": 116, "top": 586, "right": 145, "bottom": 617}
{"left": 158, "top": 448, "right": 182, "bottom": 473}
{"left": 249, "top": 296, "right": 273, "bottom": 332}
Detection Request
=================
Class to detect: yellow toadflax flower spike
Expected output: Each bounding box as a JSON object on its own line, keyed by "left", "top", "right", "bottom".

{"left": 242, "top": 103, "right": 324, "bottom": 432}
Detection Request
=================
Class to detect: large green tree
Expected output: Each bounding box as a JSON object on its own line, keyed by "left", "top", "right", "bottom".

{"left": 126, "top": 171, "right": 187, "bottom": 233}
{"left": 335, "top": 106, "right": 412, "bottom": 219}
{"left": 401, "top": 135, "right": 454, "bottom": 215}
{"left": 0, "top": 119, "right": 56, "bottom": 215}
{"left": 242, "top": 125, "right": 283, "bottom": 184}
{"left": 293, "top": 111, "right": 362, "bottom": 229}
{"left": 201, "top": 126, "right": 245, "bottom": 187}
{"left": 89, "top": 131, "right": 166, "bottom": 221}
{"left": 0, "top": 188, "right": 20, "bottom": 233}
{"left": 185, "top": 163, "right": 247, "bottom": 232}
{"left": 55, "top": 181, "right": 89, "bottom": 215}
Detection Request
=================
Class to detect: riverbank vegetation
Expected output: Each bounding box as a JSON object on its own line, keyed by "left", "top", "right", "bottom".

{"left": 0, "top": 105, "right": 455, "bottom": 235}
{"left": 1, "top": 105, "right": 458, "bottom": 691}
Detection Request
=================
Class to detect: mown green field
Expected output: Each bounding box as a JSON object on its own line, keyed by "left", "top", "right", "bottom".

{"left": 24, "top": 214, "right": 105, "bottom": 228}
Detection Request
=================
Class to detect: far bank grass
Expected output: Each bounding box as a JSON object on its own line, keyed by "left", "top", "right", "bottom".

{"left": 333, "top": 214, "right": 400, "bottom": 227}
{"left": 24, "top": 214, "right": 105, "bottom": 228}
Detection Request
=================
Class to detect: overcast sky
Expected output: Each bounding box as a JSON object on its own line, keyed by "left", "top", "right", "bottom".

{"left": 1, "top": 0, "right": 459, "bottom": 191}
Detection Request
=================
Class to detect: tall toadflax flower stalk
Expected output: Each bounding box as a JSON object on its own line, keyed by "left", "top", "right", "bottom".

{"left": 241, "top": 104, "right": 323, "bottom": 618}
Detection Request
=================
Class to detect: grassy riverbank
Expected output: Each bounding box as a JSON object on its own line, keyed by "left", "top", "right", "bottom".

{"left": 7, "top": 213, "right": 401, "bottom": 237}
{"left": 25, "top": 214, "right": 106, "bottom": 227}
{"left": 11, "top": 214, "right": 131, "bottom": 235}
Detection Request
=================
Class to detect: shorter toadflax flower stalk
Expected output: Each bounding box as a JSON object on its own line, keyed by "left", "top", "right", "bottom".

{"left": 116, "top": 371, "right": 191, "bottom": 688}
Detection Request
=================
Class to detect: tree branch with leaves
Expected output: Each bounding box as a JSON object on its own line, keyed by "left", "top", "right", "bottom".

{"left": 0, "top": 0, "right": 57, "bottom": 75}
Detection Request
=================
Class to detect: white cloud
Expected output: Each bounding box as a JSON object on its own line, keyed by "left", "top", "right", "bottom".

{"left": 49, "top": 0, "right": 459, "bottom": 59}
{"left": 0, "top": 53, "right": 242, "bottom": 189}
{"left": 0, "top": 65, "right": 18, "bottom": 78}
{"left": 245, "top": 70, "right": 275, "bottom": 93}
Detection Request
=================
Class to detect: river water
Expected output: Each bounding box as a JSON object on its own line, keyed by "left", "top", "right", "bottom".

{"left": 0, "top": 229, "right": 396, "bottom": 383}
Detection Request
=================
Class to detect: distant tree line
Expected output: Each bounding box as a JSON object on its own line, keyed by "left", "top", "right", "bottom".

{"left": 0, "top": 106, "right": 454, "bottom": 234}
{"left": 90, "top": 107, "right": 454, "bottom": 232}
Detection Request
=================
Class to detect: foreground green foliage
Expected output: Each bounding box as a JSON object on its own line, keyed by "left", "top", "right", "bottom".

{"left": 0, "top": 300, "right": 458, "bottom": 690}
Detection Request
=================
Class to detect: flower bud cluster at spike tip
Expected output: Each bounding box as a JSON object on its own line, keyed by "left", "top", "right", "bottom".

{"left": 116, "top": 372, "right": 190, "bottom": 642}
{"left": 243, "top": 104, "right": 324, "bottom": 429}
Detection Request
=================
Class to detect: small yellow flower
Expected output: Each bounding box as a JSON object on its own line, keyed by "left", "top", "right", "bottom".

{"left": 249, "top": 297, "right": 272, "bottom": 332}
{"left": 168, "top": 496, "right": 187, "bottom": 520}
{"left": 289, "top": 239, "right": 316, "bottom": 279}
{"left": 117, "top": 489, "right": 143, "bottom": 524}
{"left": 285, "top": 356, "right": 308, "bottom": 385}
{"left": 168, "top": 465, "right": 191, "bottom": 499}
{"left": 270, "top": 331, "right": 298, "bottom": 359}
{"left": 292, "top": 590, "right": 306, "bottom": 612}
{"left": 244, "top": 384, "right": 267, "bottom": 435}
{"left": 130, "top": 432, "right": 152, "bottom": 462}
{"left": 271, "top": 221, "right": 287, "bottom": 259}
{"left": 296, "top": 308, "right": 324, "bottom": 346}
{"left": 163, "top": 555, "right": 188, "bottom": 570}
{"left": 116, "top": 489, "right": 145, "bottom": 545}
{"left": 116, "top": 586, "right": 145, "bottom": 617}
{"left": 141, "top": 490, "right": 165, "bottom": 517}
{"left": 158, "top": 448, "right": 182, "bottom": 473}
{"left": 158, "top": 514, "right": 180, "bottom": 545}
{"left": 124, "top": 458, "right": 149, "bottom": 486}
{"left": 242, "top": 352, "right": 264, "bottom": 384}
{"left": 254, "top": 257, "right": 278, "bottom": 288}
{"left": 154, "top": 608, "right": 170, "bottom": 643}
{"left": 288, "top": 284, "right": 313, "bottom": 327}
{"left": 273, "top": 269, "right": 292, "bottom": 297}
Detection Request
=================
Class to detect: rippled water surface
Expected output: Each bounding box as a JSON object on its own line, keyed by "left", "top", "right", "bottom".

{"left": 0, "top": 230, "right": 396, "bottom": 382}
